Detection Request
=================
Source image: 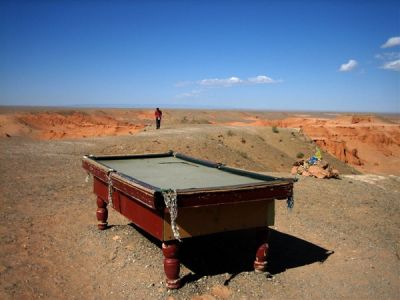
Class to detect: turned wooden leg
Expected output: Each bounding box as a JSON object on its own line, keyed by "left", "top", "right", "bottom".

{"left": 254, "top": 229, "right": 269, "bottom": 272}
{"left": 96, "top": 197, "right": 108, "bottom": 230}
{"left": 162, "top": 241, "right": 181, "bottom": 289}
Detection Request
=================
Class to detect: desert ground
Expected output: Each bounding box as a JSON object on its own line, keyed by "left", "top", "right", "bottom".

{"left": 0, "top": 107, "right": 399, "bottom": 299}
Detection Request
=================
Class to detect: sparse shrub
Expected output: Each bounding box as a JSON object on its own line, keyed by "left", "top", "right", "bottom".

{"left": 241, "top": 137, "right": 246, "bottom": 144}
{"left": 296, "top": 152, "right": 305, "bottom": 159}
{"left": 227, "top": 130, "right": 235, "bottom": 137}
{"left": 272, "top": 126, "right": 279, "bottom": 133}
{"left": 181, "top": 116, "right": 189, "bottom": 123}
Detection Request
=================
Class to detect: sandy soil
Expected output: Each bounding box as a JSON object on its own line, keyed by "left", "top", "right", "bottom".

{"left": 0, "top": 107, "right": 399, "bottom": 299}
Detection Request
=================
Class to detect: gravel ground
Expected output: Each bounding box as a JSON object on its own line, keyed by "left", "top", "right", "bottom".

{"left": 0, "top": 129, "right": 399, "bottom": 299}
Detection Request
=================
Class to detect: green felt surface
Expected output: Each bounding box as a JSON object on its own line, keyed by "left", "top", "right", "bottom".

{"left": 99, "top": 156, "right": 266, "bottom": 190}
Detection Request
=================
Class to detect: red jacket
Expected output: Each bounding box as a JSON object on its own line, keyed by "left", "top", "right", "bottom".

{"left": 155, "top": 110, "right": 162, "bottom": 119}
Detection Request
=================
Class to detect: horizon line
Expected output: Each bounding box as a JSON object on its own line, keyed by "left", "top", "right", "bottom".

{"left": 0, "top": 104, "right": 399, "bottom": 115}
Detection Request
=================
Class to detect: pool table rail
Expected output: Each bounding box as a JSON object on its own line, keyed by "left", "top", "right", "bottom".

{"left": 83, "top": 153, "right": 293, "bottom": 211}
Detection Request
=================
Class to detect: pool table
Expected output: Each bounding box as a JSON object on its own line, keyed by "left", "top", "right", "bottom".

{"left": 82, "top": 151, "right": 294, "bottom": 289}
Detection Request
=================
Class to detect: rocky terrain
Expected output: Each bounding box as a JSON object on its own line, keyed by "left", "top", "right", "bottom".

{"left": 1, "top": 107, "right": 399, "bottom": 175}
{"left": 0, "top": 107, "right": 399, "bottom": 299}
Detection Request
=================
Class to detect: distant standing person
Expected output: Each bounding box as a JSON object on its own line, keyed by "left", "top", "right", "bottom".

{"left": 155, "top": 108, "right": 162, "bottom": 129}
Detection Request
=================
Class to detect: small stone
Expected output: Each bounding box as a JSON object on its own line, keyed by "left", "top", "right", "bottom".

{"left": 112, "top": 235, "right": 121, "bottom": 241}
{"left": 291, "top": 166, "right": 298, "bottom": 175}
{"left": 266, "top": 273, "right": 275, "bottom": 280}
{"left": 318, "top": 160, "right": 329, "bottom": 169}
{"left": 308, "top": 165, "right": 329, "bottom": 178}
{"left": 109, "top": 251, "right": 117, "bottom": 261}
{"left": 0, "top": 263, "right": 7, "bottom": 273}
{"left": 125, "top": 243, "right": 135, "bottom": 251}
{"left": 331, "top": 169, "right": 340, "bottom": 178}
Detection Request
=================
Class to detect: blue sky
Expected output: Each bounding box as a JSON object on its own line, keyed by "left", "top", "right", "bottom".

{"left": 0, "top": 0, "right": 399, "bottom": 112}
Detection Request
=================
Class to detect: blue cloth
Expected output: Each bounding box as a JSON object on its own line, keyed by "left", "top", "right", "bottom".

{"left": 308, "top": 156, "right": 318, "bottom": 165}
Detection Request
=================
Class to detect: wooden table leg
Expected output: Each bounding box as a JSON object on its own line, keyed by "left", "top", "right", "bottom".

{"left": 96, "top": 196, "right": 108, "bottom": 230}
{"left": 162, "top": 241, "right": 181, "bottom": 289}
{"left": 254, "top": 229, "right": 269, "bottom": 272}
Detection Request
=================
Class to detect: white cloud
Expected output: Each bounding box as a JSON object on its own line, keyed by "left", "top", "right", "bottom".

{"left": 197, "top": 75, "right": 279, "bottom": 87}
{"left": 248, "top": 75, "right": 276, "bottom": 84}
{"left": 174, "top": 74, "right": 280, "bottom": 98}
{"left": 375, "top": 52, "right": 400, "bottom": 60}
{"left": 339, "top": 59, "right": 358, "bottom": 72}
{"left": 199, "top": 76, "right": 243, "bottom": 87}
{"left": 382, "top": 59, "right": 400, "bottom": 71}
{"left": 381, "top": 36, "right": 400, "bottom": 48}
{"left": 375, "top": 51, "right": 400, "bottom": 71}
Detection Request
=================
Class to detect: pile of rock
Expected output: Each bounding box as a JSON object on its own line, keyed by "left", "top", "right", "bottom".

{"left": 291, "top": 159, "right": 340, "bottom": 179}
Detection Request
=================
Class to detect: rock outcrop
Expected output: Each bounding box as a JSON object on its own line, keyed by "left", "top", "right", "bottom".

{"left": 291, "top": 159, "right": 340, "bottom": 179}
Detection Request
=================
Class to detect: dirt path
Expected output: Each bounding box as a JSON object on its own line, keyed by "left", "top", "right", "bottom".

{"left": 0, "top": 128, "right": 399, "bottom": 299}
